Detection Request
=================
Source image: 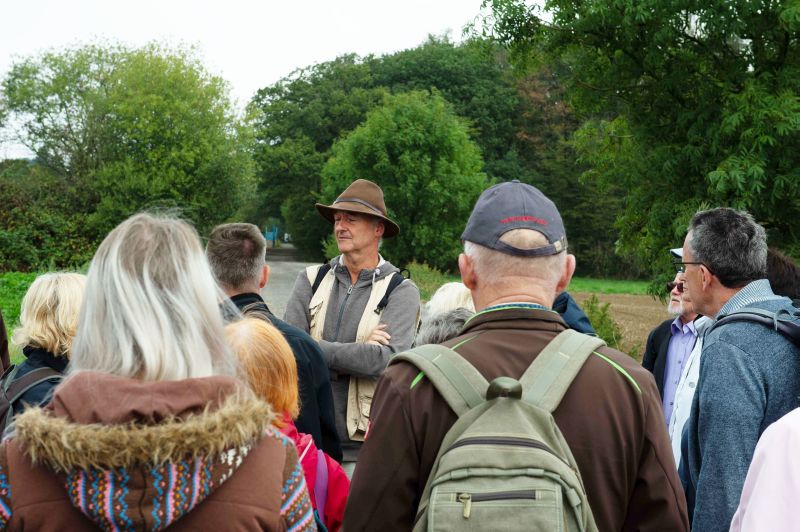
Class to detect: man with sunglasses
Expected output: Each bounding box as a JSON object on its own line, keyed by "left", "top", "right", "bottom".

{"left": 642, "top": 257, "right": 701, "bottom": 426}
{"left": 680, "top": 208, "right": 800, "bottom": 532}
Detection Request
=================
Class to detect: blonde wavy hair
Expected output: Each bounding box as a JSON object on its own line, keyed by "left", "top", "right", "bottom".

{"left": 12, "top": 273, "right": 87, "bottom": 357}
{"left": 225, "top": 317, "right": 299, "bottom": 425}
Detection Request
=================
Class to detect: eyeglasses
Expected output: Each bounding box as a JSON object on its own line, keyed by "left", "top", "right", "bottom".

{"left": 674, "top": 261, "right": 714, "bottom": 275}
{"left": 666, "top": 281, "right": 685, "bottom": 294}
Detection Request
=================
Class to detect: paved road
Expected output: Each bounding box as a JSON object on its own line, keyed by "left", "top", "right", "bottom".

{"left": 261, "top": 245, "right": 317, "bottom": 319}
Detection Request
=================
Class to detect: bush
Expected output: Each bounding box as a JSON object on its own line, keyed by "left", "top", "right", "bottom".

{"left": 581, "top": 294, "right": 639, "bottom": 358}
{"left": 0, "top": 272, "right": 38, "bottom": 362}
{"left": 406, "top": 262, "right": 460, "bottom": 302}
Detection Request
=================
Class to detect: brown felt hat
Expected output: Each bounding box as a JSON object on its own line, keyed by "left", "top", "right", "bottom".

{"left": 315, "top": 179, "right": 400, "bottom": 237}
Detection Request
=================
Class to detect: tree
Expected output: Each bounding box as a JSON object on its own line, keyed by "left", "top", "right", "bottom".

{"left": 1, "top": 43, "right": 252, "bottom": 238}
{"left": 248, "top": 56, "right": 386, "bottom": 257}
{"left": 321, "top": 91, "right": 487, "bottom": 271}
{"left": 483, "top": 0, "right": 800, "bottom": 274}
{"left": 0, "top": 160, "right": 94, "bottom": 271}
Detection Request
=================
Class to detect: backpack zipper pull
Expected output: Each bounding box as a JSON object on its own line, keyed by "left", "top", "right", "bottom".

{"left": 458, "top": 493, "right": 472, "bottom": 518}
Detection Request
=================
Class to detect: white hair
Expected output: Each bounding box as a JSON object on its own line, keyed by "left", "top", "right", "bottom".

{"left": 426, "top": 282, "right": 475, "bottom": 317}
{"left": 71, "top": 213, "right": 238, "bottom": 381}
{"left": 464, "top": 229, "right": 566, "bottom": 286}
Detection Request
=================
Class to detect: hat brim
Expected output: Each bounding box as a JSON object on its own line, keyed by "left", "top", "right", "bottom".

{"left": 315, "top": 202, "right": 400, "bottom": 237}
{"left": 670, "top": 248, "right": 683, "bottom": 260}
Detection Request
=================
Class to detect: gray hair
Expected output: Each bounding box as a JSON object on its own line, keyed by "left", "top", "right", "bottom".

{"left": 464, "top": 229, "right": 567, "bottom": 286}
{"left": 688, "top": 208, "right": 767, "bottom": 288}
{"left": 416, "top": 307, "right": 474, "bottom": 345}
{"left": 71, "top": 213, "right": 238, "bottom": 381}
{"left": 206, "top": 223, "right": 266, "bottom": 291}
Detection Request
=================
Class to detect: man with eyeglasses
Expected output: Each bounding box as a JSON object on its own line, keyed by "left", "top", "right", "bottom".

{"left": 680, "top": 207, "right": 800, "bottom": 532}
{"left": 642, "top": 251, "right": 701, "bottom": 426}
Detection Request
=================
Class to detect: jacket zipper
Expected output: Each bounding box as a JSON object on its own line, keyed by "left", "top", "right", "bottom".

{"left": 457, "top": 490, "right": 538, "bottom": 518}
{"left": 334, "top": 284, "right": 354, "bottom": 341}
{"left": 447, "top": 436, "right": 557, "bottom": 456}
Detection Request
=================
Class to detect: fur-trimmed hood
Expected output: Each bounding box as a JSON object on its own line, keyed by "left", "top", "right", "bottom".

{"left": 10, "top": 371, "right": 278, "bottom": 531}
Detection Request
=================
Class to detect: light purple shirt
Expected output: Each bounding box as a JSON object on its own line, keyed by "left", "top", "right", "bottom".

{"left": 662, "top": 316, "right": 697, "bottom": 425}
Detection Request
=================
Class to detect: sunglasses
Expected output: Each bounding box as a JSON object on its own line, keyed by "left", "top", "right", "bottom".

{"left": 666, "top": 281, "right": 685, "bottom": 294}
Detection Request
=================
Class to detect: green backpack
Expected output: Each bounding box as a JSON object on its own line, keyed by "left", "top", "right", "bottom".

{"left": 392, "top": 329, "right": 604, "bottom": 532}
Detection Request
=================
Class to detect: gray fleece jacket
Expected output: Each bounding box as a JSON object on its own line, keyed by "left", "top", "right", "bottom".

{"left": 284, "top": 255, "right": 421, "bottom": 461}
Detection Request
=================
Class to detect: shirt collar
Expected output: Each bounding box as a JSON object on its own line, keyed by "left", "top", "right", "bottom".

{"left": 671, "top": 316, "right": 697, "bottom": 336}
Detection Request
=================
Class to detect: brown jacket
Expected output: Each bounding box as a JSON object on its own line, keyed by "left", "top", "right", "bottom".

{"left": 0, "top": 372, "right": 316, "bottom": 531}
{"left": 344, "top": 306, "right": 689, "bottom": 531}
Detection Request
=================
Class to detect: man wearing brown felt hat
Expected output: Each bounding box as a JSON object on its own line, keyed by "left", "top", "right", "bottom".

{"left": 284, "top": 179, "right": 420, "bottom": 477}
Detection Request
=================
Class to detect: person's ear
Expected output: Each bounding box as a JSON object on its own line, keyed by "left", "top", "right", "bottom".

{"left": 258, "top": 264, "right": 270, "bottom": 289}
{"left": 699, "top": 265, "right": 713, "bottom": 290}
{"left": 375, "top": 221, "right": 385, "bottom": 238}
{"left": 555, "top": 254, "right": 576, "bottom": 294}
{"left": 459, "top": 253, "right": 478, "bottom": 290}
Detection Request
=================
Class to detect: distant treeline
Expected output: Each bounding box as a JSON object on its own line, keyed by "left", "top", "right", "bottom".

{"left": 4, "top": 3, "right": 798, "bottom": 282}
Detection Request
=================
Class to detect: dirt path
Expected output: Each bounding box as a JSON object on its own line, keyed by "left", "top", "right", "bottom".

{"left": 572, "top": 292, "right": 668, "bottom": 361}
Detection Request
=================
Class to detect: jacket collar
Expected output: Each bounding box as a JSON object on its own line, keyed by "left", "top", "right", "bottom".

{"left": 22, "top": 345, "right": 69, "bottom": 373}
{"left": 229, "top": 292, "right": 273, "bottom": 316}
{"left": 462, "top": 305, "right": 566, "bottom": 335}
{"left": 14, "top": 371, "right": 274, "bottom": 470}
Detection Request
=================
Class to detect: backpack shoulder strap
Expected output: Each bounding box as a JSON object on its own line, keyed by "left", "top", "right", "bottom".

{"left": 6, "top": 367, "right": 62, "bottom": 404}
{"left": 519, "top": 329, "right": 606, "bottom": 413}
{"left": 374, "top": 272, "right": 406, "bottom": 314}
{"left": 392, "top": 344, "right": 488, "bottom": 417}
{"left": 309, "top": 263, "right": 333, "bottom": 296}
{"left": 712, "top": 306, "right": 800, "bottom": 345}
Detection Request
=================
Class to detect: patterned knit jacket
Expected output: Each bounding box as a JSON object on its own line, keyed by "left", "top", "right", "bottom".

{"left": 0, "top": 372, "right": 316, "bottom": 532}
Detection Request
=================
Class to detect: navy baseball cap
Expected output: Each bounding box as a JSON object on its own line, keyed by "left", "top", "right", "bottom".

{"left": 462, "top": 180, "right": 567, "bottom": 256}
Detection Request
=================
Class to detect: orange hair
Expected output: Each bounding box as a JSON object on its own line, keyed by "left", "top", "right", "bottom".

{"left": 225, "top": 317, "right": 299, "bottom": 425}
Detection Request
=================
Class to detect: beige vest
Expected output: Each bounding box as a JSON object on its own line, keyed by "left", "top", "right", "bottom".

{"left": 306, "top": 264, "right": 398, "bottom": 441}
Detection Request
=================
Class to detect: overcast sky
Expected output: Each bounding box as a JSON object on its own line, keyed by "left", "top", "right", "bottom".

{"left": 1, "top": 0, "right": 485, "bottom": 108}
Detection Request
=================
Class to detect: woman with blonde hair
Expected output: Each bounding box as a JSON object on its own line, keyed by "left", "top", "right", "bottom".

{"left": 0, "top": 213, "right": 314, "bottom": 531}
{"left": 8, "top": 272, "right": 86, "bottom": 417}
{"left": 228, "top": 316, "right": 350, "bottom": 532}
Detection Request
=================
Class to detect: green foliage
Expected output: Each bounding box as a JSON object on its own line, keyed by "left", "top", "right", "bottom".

{"left": 248, "top": 57, "right": 387, "bottom": 259}
{"left": 321, "top": 91, "right": 487, "bottom": 271}
{"left": 484, "top": 0, "right": 800, "bottom": 276}
{"left": 0, "top": 272, "right": 38, "bottom": 364}
{"left": 1, "top": 42, "right": 253, "bottom": 248}
{"left": 406, "top": 261, "right": 461, "bottom": 302}
{"left": 0, "top": 160, "right": 94, "bottom": 271}
{"left": 249, "top": 36, "right": 620, "bottom": 270}
{"left": 581, "top": 294, "right": 638, "bottom": 358}
{"left": 0, "top": 271, "right": 37, "bottom": 340}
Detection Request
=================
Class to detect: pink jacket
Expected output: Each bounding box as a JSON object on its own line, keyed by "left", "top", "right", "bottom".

{"left": 731, "top": 407, "right": 800, "bottom": 532}
{"left": 281, "top": 417, "right": 350, "bottom": 532}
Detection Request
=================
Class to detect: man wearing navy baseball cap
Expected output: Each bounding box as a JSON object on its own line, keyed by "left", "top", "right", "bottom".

{"left": 344, "top": 181, "right": 688, "bottom": 530}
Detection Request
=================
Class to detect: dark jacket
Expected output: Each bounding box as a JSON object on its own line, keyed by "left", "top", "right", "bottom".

{"left": 231, "top": 292, "right": 342, "bottom": 462}
{"left": 11, "top": 346, "right": 67, "bottom": 415}
{"left": 0, "top": 372, "right": 315, "bottom": 531}
{"left": 642, "top": 318, "right": 673, "bottom": 397}
{"left": 0, "top": 311, "right": 9, "bottom": 371}
{"left": 344, "top": 306, "right": 688, "bottom": 531}
{"left": 553, "top": 291, "right": 596, "bottom": 335}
